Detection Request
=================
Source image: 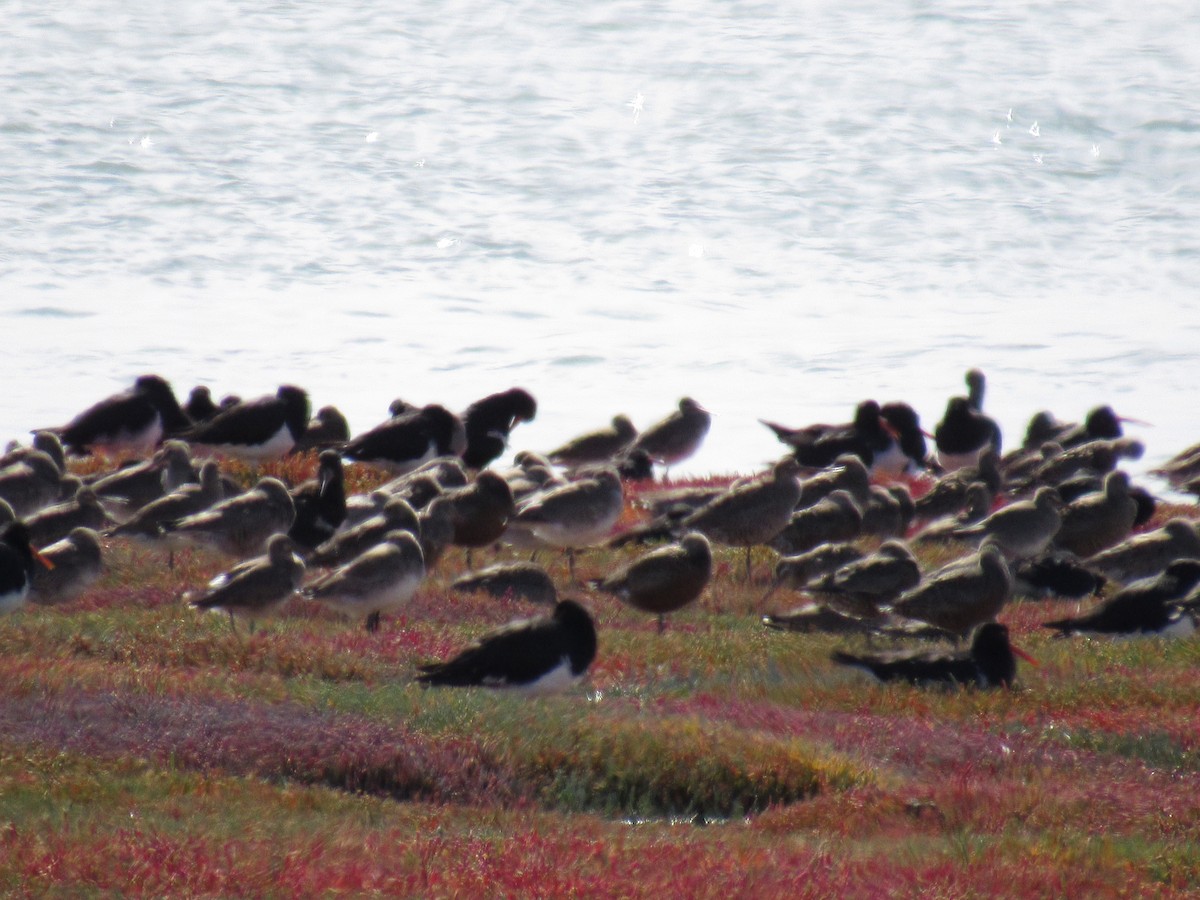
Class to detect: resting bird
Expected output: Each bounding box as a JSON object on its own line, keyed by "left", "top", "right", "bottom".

{"left": 1042, "top": 559, "right": 1200, "bottom": 638}
{"left": 832, "top": 622, "right": 1033, "bottom": 689}
{"left": 416, "top": 599, "right": 598, "bottom": 692}
{"left": 178, "top": 385, "right": 311, "bottom": 461}
{"left": 630, "top": 397, "right": 711, "bottom": 477}
{"left": 461, "top": 387, "right": 538, "bottom": 469}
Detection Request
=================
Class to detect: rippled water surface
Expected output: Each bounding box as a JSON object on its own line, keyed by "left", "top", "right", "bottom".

{"left": 4, "top": 1, "right": 1199, "bottom": 474}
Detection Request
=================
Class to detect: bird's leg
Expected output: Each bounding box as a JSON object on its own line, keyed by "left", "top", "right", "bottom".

{"left": 657, "top": 614, "right": 666, "bottom": 635}
{"left": 365, "top": 611, "right": 381, "bottom": 633}
{"left": 744, "top": 547, "right": 753, "bottom": 583}
{"left": 465, "top": 548, "right": 474, "bottom": 569}
{"left": 567, "top": 548, "right": 577, "bottom": 584}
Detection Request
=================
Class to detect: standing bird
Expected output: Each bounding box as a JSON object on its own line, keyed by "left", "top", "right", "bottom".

{"left": 287, "top": 450, "right": 347, "bottom": 551}
{"left": 1043, "top": 559, "right": 1200, "bottom": 637}
{"left": 951, "top": 486, "right": 1062, "bottom": 560}
{"left": 891, "top": 541, "right": 1013, "bottom": 639}
{"left": 1, "top": 522, "right": 54, "bottom": 614}
{"left": 165, "top": 476, "right": 295, "bottom": 558}
{"left": 461, "top": 387, "right": 538, "bottom": 469}
{"left": 178, "top": 385, "right": 311, "bottom": 461}
{"left": 1053, "top": 470, "right": 1138, "bottom": 559}
{"left": 28, "top": 527, "right": 104, "bottom": 605}
{"left": 507, "top": 467, "right": 624, "bottom": 581}
{"left": 47, "top": 374, "right": 190, "bottom": 457}
{"left": 107, "top": 460, "right": 224, "bottom": 541}
{"left": 303, "top": 530, "right": 425, "bottom": 633}
{"left": 630, "top": 397, "right": 711, "bottom": 478}
{"left": 416, "top": 599, "right": 598, "bottom": 692}
{"left": 439, "top": 471, "right": 515, "bottom": 566}
{"left": 341, "top": 404, "right": 466, "bottom": 472}
{"left": 548, "top": 415, "right": 638, "bottom": 469}
{"left": 591, "top": 532, "right": 712, "bottom": 633}
{"left": 188, "top": 533, "right": 305, "bottom": 633}
{"left": 934, "top": 396, "right": 1002, "bottom": 472}
{"left": 879, "top": 402, "right": 930, "bottom": 473}
{"left": 683, "top": 458, "right": 802, "bottom": 580}
{"left": 832, "top": 622, "right": 1033, "bottom": 689}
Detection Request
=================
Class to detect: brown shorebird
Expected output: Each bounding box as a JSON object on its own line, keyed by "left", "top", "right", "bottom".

{"left": 415, "top": 496, "right": 454, "bottom": 569}
{"left": 303, "top": 530, "right": 425, "bottom": 632}
{"left": 832, "top": 622, "right": 1033, "bottom": 689}
{"left": 1151, "top": 441, "right": 1200, "bottom": 485}
{"left": 0, "top": 451, "right": 62, "bottom": 518}
{"left": 763, "top": 603, "right": 880, "bottom": 636}
{"left": 762, "top": 542, "right": 865, "bottom": 604}
{"left": 292, "top": 405, "right": 351, "bottom": 454}
{"left": 951, "top": 486, "right": 1061, "bottom": 559}
{"left": 24, "top": 486, "right": 113, "bottom": 548}
{"left": 796, "top": 454, "right": 871, "bottom": 509}
{"left": 0, "top": 432, "right": 66, "bottom": 475}
{"left": 416, "top": 599, "right": 597, "bottom": 692}
{"left": 548, "top": 415, "right": 638, "bottom": 469}
{"left": 890, "top": 541, "right": 1013, "bottom": 638}
{"left": 440, "top": 471, "right": 515, "bottom": 564}
{"left": 683, "top": 458, "right": 802, "bottom": 580}
{"left": 308, "top": 496, "right": 420, "bottom": 568}
{"left": 90, "top": 440, "right": 195, "bottom": 515}
{"left": 630, "top": 397, "right": 711, "bottom": 477}
{"left": 1085, "top": 518, "right": 1200, "bottom": 585}
{"left": 1028, "top": 438, "right": 1144, "bottom": 487}
{"left": 860, "top": 484, "right": 914, "bottom": 539}
{"left": 166, "top": 476, "right": 296, "bottom": 558}
{"left": 812, "top": 540, "right": 921, "bottom": 612}
{"left": 508, "top": 467, "right": 624, "bottom": 581}
{"left": 452, "top": 562, "right": 558, "bottom": 606}
{"left": 107, "top": 461, "right": 224, "bottom": 541}
{"left": 1053, "top": 470, "right": 1138, "bottom": 558}
{"left": 28, "top": 527, "right": 103, "bottom": 605}
{"left": 913, "top": 482, "right": 994, "bottom": 545}
{"left": 591, "top": 532, "right": 712, "bottom": 633}
{"left": 768, "top": 489, "right": 863, "bottom": 558}
{"left": 188, "top": 533, "right": 305, "bottom": 633}
{"left": 913, "top": 450, "right": 1001, "bottom": 522}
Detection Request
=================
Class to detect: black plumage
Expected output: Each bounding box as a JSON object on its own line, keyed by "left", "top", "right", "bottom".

{"left": 461, "top": 388, "right": 538, "bottom": 469}
{"left": 178, "top": 385, "right": 310, "bottom": 459}
{"left": 288, "top": 450, "right": 347, "bottom": 550}
{"left": 832, "top": 622, "right": 1029, "bottom": 689}
{"left": 341, "top": 404, "right": 466, "bottom": 471}
{"left": 51, "top": 374, "right": 190, "bottom": 456}
{"left": 1042, "top": 559, "right": 1200, "bottom": 636}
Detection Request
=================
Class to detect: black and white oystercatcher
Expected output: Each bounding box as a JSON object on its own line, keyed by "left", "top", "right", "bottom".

{"left": 341, "top": 404, "right": 467, "bottom": 472}
{"left": 934, "top": 396, "right": 1002, "bottom": 472}
{"left": 179, "top": 385, "right": 311, "bottom": 461}
{"left": 416, "top": 598, "right": 598, "bottom": 692}
{"left": 1042, "top": 559, "right": 1200, "bottom": 638}
{"left": 461, "top": 388, "right": 538, "bottom": 469}
{"left": 287, "top": 450, "right": 347, "bottom": 551}
{"left": 0, "top": 522, "right": 54, "bottom": 614}
{"left": 28, "top": 527, "right": 103, "bottom": 605}
{"left": 48, "top": 374, "right": 190, "bottom": 457}
{"left": 832, "top": 622, "right": 1033, "bottom": 689}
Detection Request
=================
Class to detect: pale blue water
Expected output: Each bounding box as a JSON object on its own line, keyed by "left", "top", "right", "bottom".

{"left": 4, "top": 1, "right": 1199, "bottom": 476}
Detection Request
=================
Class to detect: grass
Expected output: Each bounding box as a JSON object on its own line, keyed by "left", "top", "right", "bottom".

{"left": 2, "top": 455, "right": 1200, "bottom": 896}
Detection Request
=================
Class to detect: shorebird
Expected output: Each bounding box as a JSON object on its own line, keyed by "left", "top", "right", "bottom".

{"left": 291, "top": 405, "right": 351, "bottom": 454}
{"left": 934, "top": 396, "right": 1002, "bottom": 472}
{"left": 1027, "top": 438, "right": 1144, "bottom": 488}
{"left": 762, "top": 542, "right": 865, "bottom": 603}
{"left": 461, "top": 387, "right": 538, "bottom": 469}
{"left": 768, "top": 488, "right": 863, "bottom": 558}
{"left": 107, "top": 460, "right": 224, "bottom": 541}
{"left": 179, "top": 385, "right": 311, "bottom": 461}
{"left": 951, "top": 486, "right": 1061, "bottom": 560}
{"left": 184, "top": 385, "right": 220, "bottom": 423}
{"left": 28, "top": 527, "right": 103, "bottom": 605}
{"left": 913, "top": 451, "right": 1001, "bottom": 521}
{"left": 0, "top": 451, "right": 62, "bottom": 518}
{"left": 0, "top": 522, "right": 54, "bottom": 614}
{"left": 879, "top": 402, "right": 930, "bottom": 473}
{"left": 860, "top": 484, "right": 914, "bottom": 539}
{"left": 630, "top": 397, "right": 711, "bottom": 477}
{"left": 308, "top": 496, "right": 420, "bottom": 568}
{"left": 188, "top": 533, "right": 305, "bottom": 633}
{"left": 47, "top": 374, "right": 190, "bottom": 457}
{"left": 341, "top": 404, "right": 466, "bottom": 472}
{"left": 763, "top": 603, "right": 879, "bottom": 636}
{"left": 0, "top": 431, "right": 66, "bottom": 475}
{"left": 90, "top": 440, "right": 196, "bottom": 515}
{"left": 890, "top": 541, "right": 1013, "bottom": 638}
{"left": 452, "top": 562, "right": 558, "bottom": 606}
{"left": 590, "top": 532, "right": 712, "bottom": 633}
{"left": 23, "top": 486, "right": 113, "bottom": 548}
{"left": 548, "top": 415, "right": 638, "bottom": 469}
{"left": 440, "top": 471, "right": 515, "bottom": 564}
{"left": 1043, "top": 559, "right": 1200, "bottom": 638}
{"left": 303, "top": 530, "right": 425, "bottom": 632}
{"left": 1014, "top": 552, "right": 1106, "bottom": 599}
{"left": 765, "top": 400, "right": 897, "bottom": 471}
{"left": 913, "top": 482, "right": 995, "bottom": 545}
{"left": 684, "top": 458, "right": 802, "bottom": 580}
{"left": 811, "top": 540, "right": 921, "bottom": 612}
{"left": 165, "top": 476, "right": 295, "bottom": 558}
{"left": 796, "top": 455, "right": 871, "bottom": 509}
{"left": 1085, "top": 518, "right": 1200, "bottom": 585}
{"left": 1053, "top": 470, "right": 1137, "bottom": 558}
{"left": 508, "top": 467, "right": 624, "bottom": 581}
{"left": 287, "top": 450, "right": 347, "bottom": 551}
{"left": 832, "top": 622, "right": 1033, "bottom": 689}
{"left": 416, "top": 598, "right": 598, "bottom": 692}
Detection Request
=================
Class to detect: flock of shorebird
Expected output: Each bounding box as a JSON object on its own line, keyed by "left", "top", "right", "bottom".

{"left": 2, "top": 369, "right": 1200, "bottom": 692}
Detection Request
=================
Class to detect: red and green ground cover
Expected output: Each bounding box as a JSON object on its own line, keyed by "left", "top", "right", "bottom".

{"left": 1, "top": 459, "right": 1198, "bottom": 897}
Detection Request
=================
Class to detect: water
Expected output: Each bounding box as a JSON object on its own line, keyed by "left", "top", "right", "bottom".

{"left": 4, "top": 1, "right": 1200, "bottom": 477}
